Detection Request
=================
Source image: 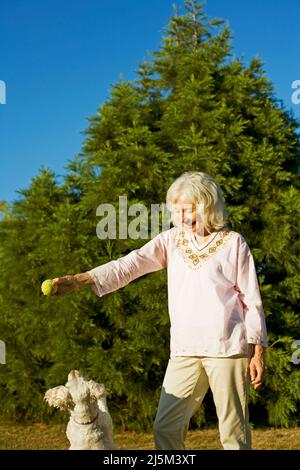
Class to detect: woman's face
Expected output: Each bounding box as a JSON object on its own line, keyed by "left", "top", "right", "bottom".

{"left": 171, "top": 197, "right": 206, "bottom": 234}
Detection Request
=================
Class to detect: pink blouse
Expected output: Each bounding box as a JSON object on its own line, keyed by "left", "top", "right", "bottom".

{"left": 87, "top": 226, "right": 268, "bottom": 357}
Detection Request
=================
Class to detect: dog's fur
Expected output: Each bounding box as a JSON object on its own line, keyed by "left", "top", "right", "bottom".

{"left": 45, "top": 370, "right": 115, "bottom": 450}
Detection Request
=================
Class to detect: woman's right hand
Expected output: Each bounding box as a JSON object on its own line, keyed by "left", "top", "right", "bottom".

{"left": 52, "top": 272, "right": 94, "bottom": 297}
{"left": 52, "top": 275, "right": 80, "bottom": 297}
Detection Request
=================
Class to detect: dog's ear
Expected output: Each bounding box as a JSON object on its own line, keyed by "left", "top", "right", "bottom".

{"left": 87, "top": 380, "right": 107, "bottom": 400}
{"left": 44, "top": 385, "right": 74, "bottom": 411}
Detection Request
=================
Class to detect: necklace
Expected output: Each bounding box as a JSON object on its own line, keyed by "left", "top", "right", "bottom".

{"left": 191, "top": 230, "right": 219, "bottom": 252}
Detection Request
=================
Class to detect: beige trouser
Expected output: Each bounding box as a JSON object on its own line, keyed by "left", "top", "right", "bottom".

{"left": 153, "top": 354, "right": 251, "bottom": 450}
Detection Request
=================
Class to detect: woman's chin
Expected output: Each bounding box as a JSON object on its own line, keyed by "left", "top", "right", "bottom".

{"left": 183, "top": 223, "right": 196, "bottom": 231}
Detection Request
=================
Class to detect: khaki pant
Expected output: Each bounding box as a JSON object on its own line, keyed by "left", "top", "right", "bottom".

{"left": 153, "top": 354, "right": 251, "bottom": 450}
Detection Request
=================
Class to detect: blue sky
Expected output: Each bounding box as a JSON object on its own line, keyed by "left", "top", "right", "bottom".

{"left": 1, "top": 0, "right": 299, "bottom": 204}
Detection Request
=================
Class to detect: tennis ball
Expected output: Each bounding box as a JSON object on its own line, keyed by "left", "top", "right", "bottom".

{"left": 41, "top": 279, "right": 58, "bottom": 296}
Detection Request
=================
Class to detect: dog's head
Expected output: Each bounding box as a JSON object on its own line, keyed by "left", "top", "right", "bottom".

{"left": 45, "top": 370, "right": 108, "bottom": 411}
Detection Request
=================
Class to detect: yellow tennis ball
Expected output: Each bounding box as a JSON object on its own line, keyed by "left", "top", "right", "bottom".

{"left": 41, "top": 279, "right": 58, "bottom": 296}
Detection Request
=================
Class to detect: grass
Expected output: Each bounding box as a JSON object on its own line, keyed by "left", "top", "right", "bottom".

{"left": 0, "top": 424, "right": 299, "bottom": 450}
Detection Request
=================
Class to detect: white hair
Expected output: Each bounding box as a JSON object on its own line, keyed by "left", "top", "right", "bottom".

{"left": 166, "top": 171, "right": 229, "bottom": 232}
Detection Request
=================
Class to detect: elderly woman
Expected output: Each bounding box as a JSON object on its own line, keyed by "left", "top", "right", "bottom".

{"left": 52, "top": 171, "right": 268, "bottom": 450}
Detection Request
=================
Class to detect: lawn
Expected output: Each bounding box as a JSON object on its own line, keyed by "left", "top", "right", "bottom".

{"left": 0, "top": 424, "right": 299, "bottom": 450}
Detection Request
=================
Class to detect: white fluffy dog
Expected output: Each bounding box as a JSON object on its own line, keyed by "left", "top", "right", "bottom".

{"left": 45, "top": 370, "right": 115, "bottom": 450}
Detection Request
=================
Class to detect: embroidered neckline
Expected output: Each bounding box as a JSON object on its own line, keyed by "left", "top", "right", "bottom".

{"left": 175, "top": 228, "right": 233, "bottom": 270}
{"left": 190, "top": 230, "right": 219, "bottom": 252}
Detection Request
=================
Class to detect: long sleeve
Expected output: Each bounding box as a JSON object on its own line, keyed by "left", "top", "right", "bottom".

{"left": 235, "top": 237, "right": 268, "bottom": 347}
{"left": 87, "top": 230, "right": 168, "bottom": 298}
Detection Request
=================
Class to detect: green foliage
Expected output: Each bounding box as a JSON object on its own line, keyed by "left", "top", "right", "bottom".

{"left": 0, "top": 0, "right": 299, "bottom": 429}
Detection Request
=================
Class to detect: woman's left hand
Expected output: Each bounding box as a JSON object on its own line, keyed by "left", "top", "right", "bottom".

{"left": 249, "top": 345, "right": 266, "bottom": 390}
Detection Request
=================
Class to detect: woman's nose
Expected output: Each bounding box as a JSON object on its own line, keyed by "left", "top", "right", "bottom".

{"left": 181, "top": 209, "right": 192, "bottom": 221}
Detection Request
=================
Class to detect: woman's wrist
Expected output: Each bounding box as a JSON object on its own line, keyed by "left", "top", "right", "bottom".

{"left": 250, "top": 344, "right": 266, "bottom": 358}
{"left": 73, "top": 272, "right": 94, "bottom": 288}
